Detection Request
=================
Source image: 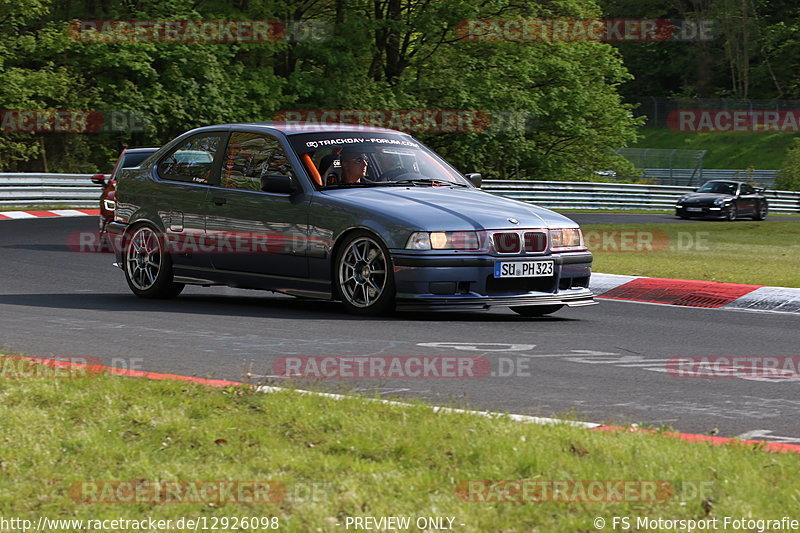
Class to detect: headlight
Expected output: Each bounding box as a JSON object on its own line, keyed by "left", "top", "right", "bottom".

{"left": 714, "top": 198, "right": 725, "bottom": 206}
{"left": 405, "top": 231, "right": 480, "bottom": 250}
{"left": 549, "top": 228, "right": 584, "bottom": 251}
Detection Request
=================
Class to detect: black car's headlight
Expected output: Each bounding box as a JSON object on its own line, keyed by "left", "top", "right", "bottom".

{"left": 714, "top": 198, "right": 725, "bottom": 206}
{"left": 406, "top": 231, "right": 481, "bottom": 250}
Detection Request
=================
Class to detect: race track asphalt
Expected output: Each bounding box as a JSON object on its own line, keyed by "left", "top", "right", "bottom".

{"left": 1, "top": 217, "right": 798, "bottom": 444}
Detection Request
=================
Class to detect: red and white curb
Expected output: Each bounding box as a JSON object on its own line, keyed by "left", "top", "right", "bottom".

{"left": 0, "top": 209, "right": 99, "bottom": 220}
{"left": 9, "top": 355, "right": 800, "bottom": 455}
{"left": 591, "top": 273, "right": 800, "bottom": 314}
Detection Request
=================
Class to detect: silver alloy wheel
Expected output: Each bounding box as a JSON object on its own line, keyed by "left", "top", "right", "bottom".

{"left": 759, "top": 204, "right": 768, "bottom": 218}
{"left": 338, "top": 236, "right": 388, "bottom": 308}
{"left": 724, "top": 204, "right": 737, "bottom": 221}
{"left": 125, "top": 227, "right": 162, "bottom": 291}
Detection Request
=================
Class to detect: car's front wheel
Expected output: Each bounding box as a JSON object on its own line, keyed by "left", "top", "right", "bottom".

{"left": 123, "top": 225, "right": 184, "bottom": 299}
{"left": 723, "top": 204, "right": 737, "bottom": 221}
{"left": 335, "top": 231, "right": 395, "bottom": 315}
{"left": 511, "top": 305, "right": 564, "bottom": 317}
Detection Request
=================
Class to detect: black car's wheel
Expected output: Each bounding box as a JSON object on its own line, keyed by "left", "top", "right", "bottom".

{"left": 753, "top": 202, "right": 768, "bottom": 221}
{"left": 123, "top": 225, "right": 184, "bottom": 299}
{"left": 677, "top": 211, "right": 690, "bottom": 219}
{"left": 335, "top": 231, "right": 395, "bottom": 315}
{"left": 511, "top": 305, "right": 564, "bottom": 317}
{"left": 723, "top": 204, "right": 737, "bottom": 221}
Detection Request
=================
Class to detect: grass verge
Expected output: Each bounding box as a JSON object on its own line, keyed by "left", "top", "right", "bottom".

{"left": 631, "top": 128, "right": 798, "bottom": 170}
{"left": 585, "top": 220, "right": 800, "bottom": 287}
{"left": 1, "top": 358, "right": 799, "bottom": 532}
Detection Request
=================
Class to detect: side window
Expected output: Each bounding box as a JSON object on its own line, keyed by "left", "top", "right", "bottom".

{"left": 741, "top": 184, "right": 755, "bottom": 195}
{"left": 222, "top": 132, "right": 297, "bottom": 191}
{"left": 157, "top": 134, "right": 221, "bottom": 184}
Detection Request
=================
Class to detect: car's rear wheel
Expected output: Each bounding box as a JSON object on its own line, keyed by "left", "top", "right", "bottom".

{"left": 123, "top": 225, "right": 184, "bottom": 299}
{"left": 753, "top": 202, "right": 768, "bottom": 221}
{"left": 335, "top": 231, "right": 395, "bottom": 315}
{"left": 723, "top": 204, "right": 737, "bottom": 221}
{"left": 511, "top": 305, "right": 564, "bottom": 317}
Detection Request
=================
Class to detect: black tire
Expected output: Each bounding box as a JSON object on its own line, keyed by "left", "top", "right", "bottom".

{"left": 511, "top": 305, "right": 564, "bottom": 317}
{"left": 723, "top": 204, "right": 737, "bottom": 221}
{"left": 677, "top": 212, "right": 690, "bottom": 219}
{"left": 334, "top": 231, "right": 395, "bottom": 315}
{"left": 753, "top": 202, "right": 768, "bottom": 221}
{"left": 123, "top": 224, "right": 184, "bottom": 299}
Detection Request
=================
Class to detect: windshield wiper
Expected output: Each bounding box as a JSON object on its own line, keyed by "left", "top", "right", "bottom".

{"left": 392, "top": 178, "right": 468, "bottom": 187}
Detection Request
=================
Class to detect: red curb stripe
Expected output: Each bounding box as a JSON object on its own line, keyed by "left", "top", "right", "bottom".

{"left": 14, "top": 356, "right": 799, "bottom": 455}
{"left": 593, "top": 425, "right": 800, "bottom": 454}
{"left": 0, "top": 214, "right": 10, "bottom": 220}
{"left": 76, "top": 209, "right": 101, "bottom": 215}
{"left": 598, "top": 277, "right": 763, "bottom": 308}
{"left": 26, "top": 210, "right": 59, "bottom": 217}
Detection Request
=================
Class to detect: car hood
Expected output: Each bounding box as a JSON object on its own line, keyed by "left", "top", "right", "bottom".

{"left": 682, "top": 192, "right": 733, "bottom": 202}
{"left": 321, "top": 186, "right": 579, "bottom": 230}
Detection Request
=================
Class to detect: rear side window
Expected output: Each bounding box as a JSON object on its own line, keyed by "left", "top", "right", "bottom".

{"left": 221, "top": 132, "right": 297, "bottom": 191}
{"left": 157, "top": 134, "right": 222, "bottom": 184}
{"left": 121, "top": 151, "right": 154, "bottom": 169}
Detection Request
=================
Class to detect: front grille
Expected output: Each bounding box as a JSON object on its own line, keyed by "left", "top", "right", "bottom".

{"left": 493, "top": 232, "right": 521, "bottom": 253}
{"left": 523, "top": 232, "right": 547, "bottom": 252}
{"left": 485, "top": 275, "right": 556, "bottom": 295}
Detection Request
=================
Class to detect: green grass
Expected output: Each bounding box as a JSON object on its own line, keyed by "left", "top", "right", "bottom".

{"left": 630, "top": 128, "right": 798, "bottom": 170}
{"left": 1, "top": 362, "right": 799, "bottom": 531}
{"left": 585, "top": 220, "right": 800, "bottom": 286}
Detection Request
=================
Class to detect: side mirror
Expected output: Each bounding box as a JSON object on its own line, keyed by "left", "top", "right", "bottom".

{"left": 465, "top": 173, "right": 482, "bottom": 188}
{"left": 91, "top": 173, "right": 107, "bottom": 185}
{"left": 260, "top": 174, "right": 296, "bottom": 194}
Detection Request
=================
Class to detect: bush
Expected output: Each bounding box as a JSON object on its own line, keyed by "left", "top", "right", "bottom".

{"left": 776, "top": 138, "right": 800, "bottom": 190}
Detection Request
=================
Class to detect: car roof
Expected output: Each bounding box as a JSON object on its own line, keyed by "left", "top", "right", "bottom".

{"left": 195, "top": 122, "right": 405, "bottom": 136}
{"left": 705, "top": 180, "right": 743, "bottom": 185}
{"left": 122, "top": 147, "right": 159, "bottom": 154}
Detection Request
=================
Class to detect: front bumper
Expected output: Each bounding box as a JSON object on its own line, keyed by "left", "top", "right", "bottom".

{"left": 391, "top": 250, "right": 595, "bottom": 310}
{"left": 675, "top": 205, "right": 724, "bottom": 218}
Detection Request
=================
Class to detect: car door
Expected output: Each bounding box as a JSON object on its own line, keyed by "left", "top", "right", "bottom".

{"left": 154, "top": 132, "right": 226, "bottom": 271}
{"left": 737, "top": 183, "right": 757, "bottom": 215}
{"left": 205, "top": 131, "right": 310, "bottom": 278}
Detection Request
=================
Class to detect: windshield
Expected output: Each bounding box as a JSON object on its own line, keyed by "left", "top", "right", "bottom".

{"left": 287, "top": 132, "right": 471, "bottom": 189}
{"left": 698, "top": 182, "right": 737, "bottom": 195}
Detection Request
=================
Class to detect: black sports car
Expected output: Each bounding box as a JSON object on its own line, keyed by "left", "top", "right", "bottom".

{"left": 675, "top": 180, "right": 768, "bottom": 221}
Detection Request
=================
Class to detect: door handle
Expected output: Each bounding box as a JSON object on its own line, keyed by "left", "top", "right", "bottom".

{"left": 211, "top": 197, "right": 227, "bottom": 206}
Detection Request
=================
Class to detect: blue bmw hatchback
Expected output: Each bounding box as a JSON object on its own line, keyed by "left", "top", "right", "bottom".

{"left": 109, "top": 123, "right": 595, "bottom": 316}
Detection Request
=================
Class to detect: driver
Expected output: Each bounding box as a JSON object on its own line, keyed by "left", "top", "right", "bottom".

{"left": 340, "top": 151, "right": 369, "bottom": 184}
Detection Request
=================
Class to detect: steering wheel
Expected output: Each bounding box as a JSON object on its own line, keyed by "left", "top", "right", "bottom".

{"left": 379, "top": 168, "right": 426, "bottom": 182}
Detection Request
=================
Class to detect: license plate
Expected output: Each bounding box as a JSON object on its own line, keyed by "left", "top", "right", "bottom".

{"left": 494, "top": 261, "right": 554, "bottom": 278}
{"left": 686, "top": 207, "right": 703, "bottom": 212}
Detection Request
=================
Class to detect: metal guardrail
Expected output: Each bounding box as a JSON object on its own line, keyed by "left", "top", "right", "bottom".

{"left": 0, "top": 173, "right": 103, "bottom": 208}
{"left": 482, "top": 180, "right": 800, "bottom": 214}
{"left": 642, "top": 168, "right": 778, "bottom": 187}
{"left": 1, "top": 173, "right": 798, "bottom": 214}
